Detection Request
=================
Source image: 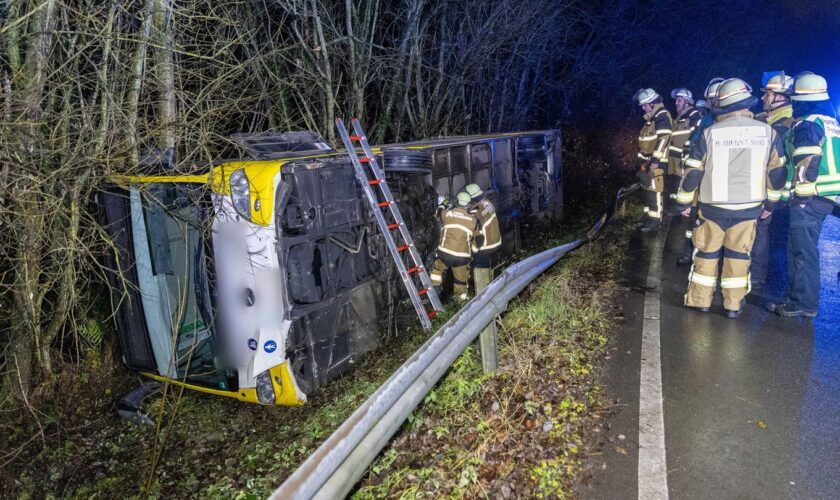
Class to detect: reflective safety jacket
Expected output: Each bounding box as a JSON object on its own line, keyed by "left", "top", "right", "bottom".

{"left": 676, "top": 109, "right": 786, "bottom": 217}
{"left": 469, "top": 198, "right": 501, "bottom": 253}
{"left": 757, "top": 105, "right": 796, "bottom": 202}
{"left": 437, "top": 207, "right": 478, "bottom": 258}
{"left": 783, "top": 114, "right": 840, "bottom": 201}
{"left": 638, "top": 104, "right": 673, "bottom": 167}
{"left": 668, "top": 107, "right": 702, "bottom": 175}
{"left": 758, "top": 105, "right": 795, "bottom": 130}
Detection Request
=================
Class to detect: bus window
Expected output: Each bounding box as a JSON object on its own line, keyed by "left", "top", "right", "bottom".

{"left": 449, "top": 146, "right": 468, "bottom": 175}
{"left": 470, "top": 144, "right": 493, "bottom": 191}
{"left": 451, "top": 172, "right": 466, "bottom": 194}
{"left": 494, "top": 140, "right": 515, "bottom": 188}
{"left": 432, "top": 149, "right": 449, "bottom": 179}
{"left": 434, "top": 176, "right": 450, "bottom": 197}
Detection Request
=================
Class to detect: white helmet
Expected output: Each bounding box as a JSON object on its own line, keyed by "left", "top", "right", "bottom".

{"left": 633, "top": 88, "right": 660, "bottom": 106}
{"left": 456, "top": 191, "right": 471, "bottom": 207}
{"left": 704, "top": 77, "right": 726, "bottom": 102}
{"left": 791, "top": 72, "right": 829, "bottom": 102}
{"left": 762, "top": 73, "right": 794, "bottom": 95}
{"left": 671, "top": 87, "right": 694, "bottom": 103}
{"left": 716, "top": 78, "right": 753, "bottom": 107}
{"left": 464, "top": 183, "right": 483, "bottom": 199}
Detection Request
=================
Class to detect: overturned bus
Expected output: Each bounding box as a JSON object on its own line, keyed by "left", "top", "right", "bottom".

{"left": 100, "top": 128, "right": 562, "bottom": 407}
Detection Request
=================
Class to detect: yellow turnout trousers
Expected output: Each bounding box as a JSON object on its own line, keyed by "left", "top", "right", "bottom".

{"left": 685, "top": 212, "right": 757, "bottom": 311}
{"left": 430, "top": 255, "right": 470, "bottom": 299}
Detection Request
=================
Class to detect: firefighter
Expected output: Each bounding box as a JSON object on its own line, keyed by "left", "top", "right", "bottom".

{"left": 674, "top": 77, "right": 787, "bottom": 318}
{"left": 464, "top": 183, "right": 501, "bottom": 295}
{"left": 430, "top": 191, "right": 478, "bottom": 301}
{"left": 634, "top": 88, "right": 673, "bottom": 232}
{"left": 695, "top": 99, "right": 710, "bottom": 117}
{"left": 668, "top": 88, "right": 702, "bottom": 198}
{"left": 676, "top": 78, "right": 725, "bottom": 265}
{"left": 750, "top": 72, "right": 796, "bottom": 290}
{"left": 768, "top": 72, "right": 840, "bottom": 318}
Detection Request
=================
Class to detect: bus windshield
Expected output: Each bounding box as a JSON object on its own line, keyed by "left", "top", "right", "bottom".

{"left": 129, "top": 183, "right": 227, "bottom": 389}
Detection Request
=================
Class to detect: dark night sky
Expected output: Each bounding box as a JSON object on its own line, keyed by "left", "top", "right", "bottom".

{"left": 569, "top": 0, "right": 840, "bottom": 122}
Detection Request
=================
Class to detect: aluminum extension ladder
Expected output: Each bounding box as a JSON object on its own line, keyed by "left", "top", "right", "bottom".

{"left": 335, "top": 118, "right": 443, "bottom": 331}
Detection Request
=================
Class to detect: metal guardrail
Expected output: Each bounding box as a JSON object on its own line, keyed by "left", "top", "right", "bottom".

{"left": 271, "top": 184, "right": 640, "bottom": 500}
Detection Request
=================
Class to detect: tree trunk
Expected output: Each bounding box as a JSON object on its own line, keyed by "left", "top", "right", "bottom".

{"left": 127, "top": 0, "right": 154, "bottom": 166}
{"left": 153, "top": 0, "right": 177, "bottom": 153}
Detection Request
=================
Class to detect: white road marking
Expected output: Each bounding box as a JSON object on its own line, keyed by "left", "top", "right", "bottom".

{"left": 638, "top": 227, "right": 669, "bottom": 499}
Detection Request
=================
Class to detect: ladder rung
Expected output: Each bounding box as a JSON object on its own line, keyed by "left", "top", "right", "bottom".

{"left": 377, "top": 201, "right": 392, "bottom": 207}
{"left": 349, "top": 135, "right": 362, "bottom": 141}
{"left": 407, "top": 266, "right": 423, "bottom": 275}
{"left": 428, "top": 310, "right": 438, "bottom": 319}
{"left": 358, "top": 157, "right": 372, "bottom": 163}
{"left": 418, "top": 287, "right": 429, "bottom": 295}
{"left": 368, "top": 179, "right": 382, "bottom": 185}
{"left": 396, "top": 244, "right": 410, "bottom": 252}
{"left": 387, "top": 223, "right": 401, "bottom": 230}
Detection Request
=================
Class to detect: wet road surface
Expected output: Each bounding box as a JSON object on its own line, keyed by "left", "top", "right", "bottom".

{"left": 584, "top": 210, "right": 840, "bottom": 499}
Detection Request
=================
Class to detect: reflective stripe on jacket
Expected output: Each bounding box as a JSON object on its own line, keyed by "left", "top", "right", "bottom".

{"left": 669, "top": 107, "right": 701, "bottom": 158}
{"left": 437, "top": 207, "right": 478, "bottom": 258}
{"left": 469, "top": 198, "right": 501, "bottom": 253}
{"left": 784, "top": 114, "right": 840, "bottom": 199}
{"left": 638, "top": 104, "right": 673, "bottom": 165}
{"left": 676, "top": 109, "right": 785, "bottom": 212}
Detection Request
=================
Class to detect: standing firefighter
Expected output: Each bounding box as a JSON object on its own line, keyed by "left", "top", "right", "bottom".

{"left": 668, "top": 88, "right": 702, "bottom": 197}
{"left": 634, "top": 88, "right": 673, "bottom": 232}
{"left": 750, "top": 72, "right": 796, "bottom": 290}
{"left": 769, "top": 72, "right": 840, "bottom": 318}
{"left": 676, "top": 78, "right": 725, "bottom": 265}
{"left": 464, "top": 183, "right": 501, "bottom": 293}
{"left": 430, "top": 192, "right": 478, "bottom": 301}
{"left": 675, "top": 78, "right": 787, "bottom": 318}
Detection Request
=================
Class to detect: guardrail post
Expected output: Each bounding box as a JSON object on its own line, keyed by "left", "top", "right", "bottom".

{"left": 473, "top": 267, "right": 498, "bottom": 372}
{"left": 479, "top": 320, "right": 498, "bottom": 373}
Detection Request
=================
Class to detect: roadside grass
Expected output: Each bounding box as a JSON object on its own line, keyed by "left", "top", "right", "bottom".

{"left": 353, "top": 210, "right": 636, "bottom": 499}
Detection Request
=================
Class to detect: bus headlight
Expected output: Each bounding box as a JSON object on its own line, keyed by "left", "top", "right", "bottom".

{"left": 255, "top": 370, "right": 276, "bottom": 405}
{"left": 229, "top": 169, "right": 252, "bottom": 221}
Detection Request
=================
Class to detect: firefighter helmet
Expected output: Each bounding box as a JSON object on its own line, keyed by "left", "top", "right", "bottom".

{"left": 633, "top": 88, "right": 660, "bottom": 106}
{"left": 456, "top": 191, "right": 471, "bottom": 207}
{"left": 464, "top": 183, "right": 483, "bottom": 199}
{"left": 704, "top": 77, "right": 726, "bottom": 102}
{"left": 671, "top": 87, "right": 693, "bottom": 103}
{"left": 791, "top": 72, "right": 829, "bottom": 101}
{"left": 716, "top": 78, "right": 753, "bottom": 107}
{"left": 762, "top": 73, "right": 794, "bottom": 94}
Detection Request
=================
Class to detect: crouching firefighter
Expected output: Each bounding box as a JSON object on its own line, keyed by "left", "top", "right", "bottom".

{"left": 464, "top": 183, "right": 501, "bottom": 295}
{"left": 634, "top": 88, "right": 673, "bottom": 232}
{"left": 674, "top": 77, "right": 786, "bottom": 318}
{"left": 430, "top": 191, "right": 479, "bottom": 301}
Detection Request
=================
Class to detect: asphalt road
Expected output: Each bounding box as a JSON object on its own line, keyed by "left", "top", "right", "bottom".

{"left": 584, "top": 209, "right": 840, "bottom": 500}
